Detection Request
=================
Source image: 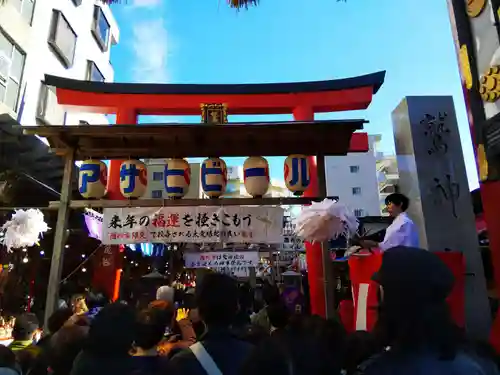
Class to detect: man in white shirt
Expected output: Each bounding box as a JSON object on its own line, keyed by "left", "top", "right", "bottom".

{"left": 360, "top": 193, "right": 419, "bottom": 251}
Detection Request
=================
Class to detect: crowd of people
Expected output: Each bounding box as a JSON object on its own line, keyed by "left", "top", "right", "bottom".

{"left": 0, "top": 246, "right": 498, "bottom": 375}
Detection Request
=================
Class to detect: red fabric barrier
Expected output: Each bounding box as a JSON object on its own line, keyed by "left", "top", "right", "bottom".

{"left": 346, "top": 250, "right": 465, "bottom": 331}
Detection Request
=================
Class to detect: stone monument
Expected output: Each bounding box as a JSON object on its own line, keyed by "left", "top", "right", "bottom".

{"left": 392, "top": 96, "right": 490, "bottom": 338}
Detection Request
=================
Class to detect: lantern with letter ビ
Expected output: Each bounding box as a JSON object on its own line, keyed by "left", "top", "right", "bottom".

{"left": 165, "top": 158, "right": 191, "bottom": 198}
{"left": 284, "top": 155, "right": 310, "bottom": 196}
{"left": 243, "top": 156, "right": 270, "bottom": 197}
{"left": 119, "top": 160, "right": 147, "bottom": 199}
{"left": 201, "top": 157, "right": 227, "bottom": 198}
{"left": 78, "top": 160, "right": 107, "bottom": 199}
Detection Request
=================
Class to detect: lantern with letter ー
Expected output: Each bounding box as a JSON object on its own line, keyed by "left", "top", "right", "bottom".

{"left": 284, "top": 155, "right": 310, "bottom": 196}
{"left": 243, "top": 156, "right": 270, "bottom": 197}
{"left": 119, "top": 160, "right": 147, "bottom": 198}
{"left": 78, "top": 160, "right": 107, "bottom": 199}
{"left": 201, "top": 157, "right": 227, "bottom": 198}
{"left": 165, "top": 158, "right": 191, "bottom": 198}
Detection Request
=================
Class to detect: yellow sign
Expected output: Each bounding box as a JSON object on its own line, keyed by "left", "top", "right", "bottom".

{"left": 477, "top": 143, "right": 489, "bottom": 181}
{"left": 459, "top": 45, "right": 473, "bottom": 90}
{"left": 467, "top": 0, "right": 486, "bottom": 18}
{"left": 479, "top": 66, "right": 500, "bottom": 102}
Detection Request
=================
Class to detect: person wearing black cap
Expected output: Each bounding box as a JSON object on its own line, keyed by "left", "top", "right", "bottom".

{"left": 360, "top": 193, "right": 419, "bottom": 251}
{"left": 358, "top": 246, "right": 498, "bottom": 375}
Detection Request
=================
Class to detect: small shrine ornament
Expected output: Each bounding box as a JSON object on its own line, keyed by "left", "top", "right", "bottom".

{"left": 243, "top": 156, "right": 270, "bottom": 197}
{"left": 165, "top": 158, "right": 191, "bottom": 199}
{"left": 78, "top": 160, "right": 107, "bottom": 199}
{"left": 201, "top": 157, "right": 228, "bottom": 198}
{"left": 119, "top": 160, "right": 147, "bottom": 199}
{"left": 284, "top": 154, "right": 310, "bottom": 196}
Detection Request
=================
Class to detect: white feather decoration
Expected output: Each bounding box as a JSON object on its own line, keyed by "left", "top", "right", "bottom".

{"left": 1, "top": 209, "right": 49, "bottom": 251}
{"left": 294, "top": 199, "right": 358, "bottom": 243}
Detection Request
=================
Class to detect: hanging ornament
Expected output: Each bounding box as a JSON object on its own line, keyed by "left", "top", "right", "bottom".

{"left": 228, "top": 0, "right": 259, "bottom": 9}
{"left": 201, "top": 157, "right": 227, "bottom": 198}
{"left": 243, "top": 156, "right": 270, "bottom": 198}
{"left": 119, "top": 160, "right": 147, "bottom": 199}
{"left": 0, "top": 209, "right": 49, "bottom": 251}
{"left": 78, "top": 160, "right": 107, "bottom": 199}
{"left": 165, "top": 159, "right": 191, "bottom": 199}
{"left": 284, "top": 155, "right": 310, "bottom": 196}
{"left": 294, "top": 199, "right": 358, "bottom": 243}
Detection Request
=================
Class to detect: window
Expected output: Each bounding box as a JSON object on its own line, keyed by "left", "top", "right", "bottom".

{"left": 152, "top": 190, "right": 162, "bottom": 199}
{"left": 37, "top": 84, "right": 65, "bottom": 125}
{"left": 92, "top": 6, "right": 110, "bottom": 51}
{"left": 11, "top": 0, "right": 35, "bottom": 24}
{"left": 86, "top": 60, "right": 104, "bottom": 82}
{"left": 354, "top": 209, "right": 364, "bottom": 217}
{"left": 0, "top": 31, "right": 25, "bottom": 111}
{"left": 48, "top": 10, "right": 77, "bottom": 68}
{"left": 152, "top": 172, "right": 163, "bottom": 181}
{"left": 350, "top": 165, "right": 360, "bottom": 173}
{"left": 352, "top": 187, "right": 362, "bottom": 195}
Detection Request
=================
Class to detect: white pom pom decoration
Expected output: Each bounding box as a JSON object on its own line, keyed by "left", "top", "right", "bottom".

{"left": 294, "top": 199, "right": 358, "bottom": 243}
{"left": 1, "top": 209, "right": 49, "bottom": 251}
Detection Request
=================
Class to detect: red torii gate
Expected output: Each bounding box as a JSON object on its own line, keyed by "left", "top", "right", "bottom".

{"left": 45, "top": 71, "right": 385, "bottom": 317}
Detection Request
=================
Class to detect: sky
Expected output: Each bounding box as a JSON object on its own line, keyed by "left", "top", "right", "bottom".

{"left": 108, "top": 0, "right": 480, "bottom": 190}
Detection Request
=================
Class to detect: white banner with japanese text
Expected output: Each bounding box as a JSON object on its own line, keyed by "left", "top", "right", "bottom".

{"left": 184, "top": 252, "right": 259, "bottom": 274}
{"left": 102, "top": 206, "right": 284, "bottom": 244}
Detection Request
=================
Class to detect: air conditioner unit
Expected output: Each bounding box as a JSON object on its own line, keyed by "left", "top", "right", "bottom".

{"left": 0, "top": 52, "right": 12, "bottom": 84}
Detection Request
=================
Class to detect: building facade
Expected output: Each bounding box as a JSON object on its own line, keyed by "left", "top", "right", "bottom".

{"left": 325, "top": 135, "right": 382, "bottom": 217}
{"left": 376, "top": 155, "right": 399, "bottom": 215}
{"left": 0, "top": 0, "right": 119, "bottom": 126}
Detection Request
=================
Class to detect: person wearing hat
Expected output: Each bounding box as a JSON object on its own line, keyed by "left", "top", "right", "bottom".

{"left": 358, "top": 247, "right": 497, "bottom": 375}
{"left": 360, "top": 193, "right": 419, "bottom": 251}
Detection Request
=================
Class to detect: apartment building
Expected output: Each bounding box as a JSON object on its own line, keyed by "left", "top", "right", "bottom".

{"left": 0, "top": 0, "right": 119, "bottom": 126}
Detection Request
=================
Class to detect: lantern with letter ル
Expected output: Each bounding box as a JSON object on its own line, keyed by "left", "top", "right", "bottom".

{"left": 284, "top": 154, "right": 310, "bottom": 196}
{"left": 201, "top": 157, "right": 227, "bottom": 198}
{"left": 78, "top": 160, "right": 107, "bottom": 199}
{"left": 165, "top": 158, "right": 191, "bottom": 198}
{"left": 243, "top": 156, "right": 270, "bottom": 197}
{"left": 119, "top": 160, "right": 147, "bottom": 198}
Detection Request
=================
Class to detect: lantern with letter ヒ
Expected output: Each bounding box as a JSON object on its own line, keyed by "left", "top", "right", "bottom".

{"left": 78, "top": 160, "right": 107, "bottom": 199}
{"left": 243, "top": 156, "right": 270, "bottom": 197}
{"left": 165, "top": 158, "right": 191, "bottom": 198}
{"left": 284, "top": 155, "right": 310, "bottom": 196}
{"left": 119, "top": 160, "right": 147, "bottom": 199}
{"left": 201, "top": 157, "right": 227, "bottom": 198}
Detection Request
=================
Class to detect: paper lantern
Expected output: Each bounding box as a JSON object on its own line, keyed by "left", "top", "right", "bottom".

{"left": 165, "top": 158, "right": 191, "bottom": 198}
{"left": 243, "top": 156, "right": 270, "bottom": 197}
{"left": 119, "top": 160, "right": 147, "bottom": 198}
{"left": 284, "top": 154, "right": 310, "bottom": 196}
{"left": 78, "top": 160, "right": 107, "bottom": 199}
{"left": 201, "top": 157, "right": 227, "bottom": 198}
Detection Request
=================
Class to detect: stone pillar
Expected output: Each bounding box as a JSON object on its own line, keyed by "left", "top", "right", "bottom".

{"left": 391, "top": 96, "right": 490, "bottom": 338}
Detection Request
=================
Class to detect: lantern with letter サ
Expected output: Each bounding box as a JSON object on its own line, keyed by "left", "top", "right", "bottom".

{"left": 243, "top": 156, "right": 270, "bottom": 198}
{"left": 165, "top": 158, "right": 191, "bottom": 199}
{"left": 201, "top": 157, "right": 227, "bottom": 198}
{"left": 78, "top": 160, "right": 107, "bottom": 199}
{"left": 284, "top": 155, "right": 310, "bottom": 196}
{"left": 119, "top": 160, "right": 147, "bottom": 199}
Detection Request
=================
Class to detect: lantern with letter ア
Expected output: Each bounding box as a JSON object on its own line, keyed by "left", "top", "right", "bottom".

{"left": 284, "top": 155, "right": 310, "bottom": 196}
{"left": 78, "top": 160, "right": 107, "bottom": 199}
{"left": 243, "top": 156, "right": 270, "bottom": 198}
{"left": 201, "top": 157, "right": 227, "bottom": 198}
{"left": 165, "top": 158, "right": 191, "bottom": 199}
{"left": 119, "top": 160, "right": 147, "bottom": 199}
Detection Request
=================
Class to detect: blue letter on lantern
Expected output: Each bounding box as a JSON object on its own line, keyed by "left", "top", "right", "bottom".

{"left": 164, "top": 164, "right": 185, "bottom": 194}
{"left": 120, "top": 163, "right": 139, "bottom": 194}
{"left": 201, "top": 161, "right": 223, "bottom": 193}
{"left": 290, "top": 157, "right": 310, "bottom": 187}
{"left": 79, "top": 163, "right": 100, "bottom": 195}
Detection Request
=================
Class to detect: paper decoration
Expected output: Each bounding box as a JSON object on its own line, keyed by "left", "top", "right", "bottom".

{"left": 0, "top": 209, "right": 49, "bottom": 251}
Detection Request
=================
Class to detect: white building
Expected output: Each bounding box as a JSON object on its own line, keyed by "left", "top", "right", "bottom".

{"left": 325, "top": 134, "right": 382, "bottom": 217}
{"left": 0, "top": 0, "right": 119, "bottom": 126}
{"left": 377, "top": 155, "right": 399, "bottom": 215}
